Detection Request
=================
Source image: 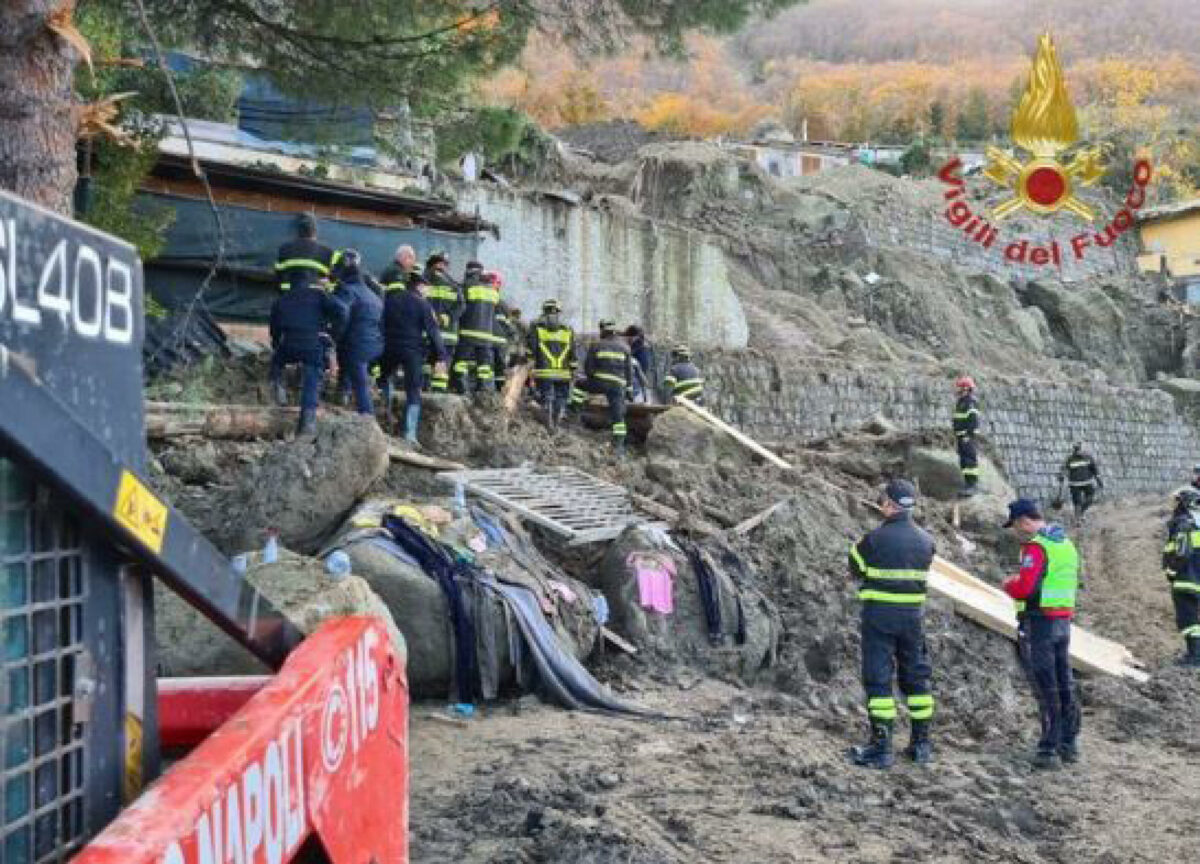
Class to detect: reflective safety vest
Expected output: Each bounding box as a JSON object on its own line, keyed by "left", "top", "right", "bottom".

{"left": 532, "top": 324, "right": 575, "bottom": 380}
{"left": 952, "top": 395, "right": 979, "bottom": 438}
{"left": 459, "top": 282, "right": 503, "bottom": 344}
{"left": 423, "top": 274, "right": 462, "bottom": 343}
{"left": 1018, "top": 534, "right": 1079, "bottom": 614}
{"left": 586, "top": 339, "right": 631, "bottom": 388}
{"left": 666, "top": 361, "right": 704, "bottom": 400}
{"left": 275, "top": 239, "right": 334, "bottom": 292}
{"left": 1164, "top": 516, "right": 1200, "bottom": 592}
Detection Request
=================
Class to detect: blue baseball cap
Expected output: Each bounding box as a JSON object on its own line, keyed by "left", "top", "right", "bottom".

{"left": 1004, "top": 498, "right": 1042, "bottom": 527}
{"left": 884, "top": 479, "right": 917, "bottom": 509}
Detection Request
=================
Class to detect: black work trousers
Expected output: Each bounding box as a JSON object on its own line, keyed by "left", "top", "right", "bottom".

{"left": 1016, "top": 615, "right": 1079, "bottom": 753}
{"left": 956, "top": 436, "right": 979, "bottom": 487}
{"left": 860, "top": 605, "right": 934, "bottom": 723}
{"left": 1172, "top": 589, "right": 1200, "bottom": 639}
{"left": 1068, "top": 484, "right": 1096, "bottom": 516}
{"left": 379, "top": 347, "right": 426, "bottom": 410}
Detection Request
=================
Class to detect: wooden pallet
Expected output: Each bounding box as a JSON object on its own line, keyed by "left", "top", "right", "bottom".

{"left": 437, "top": 466, "right": 662, "bottom": 544}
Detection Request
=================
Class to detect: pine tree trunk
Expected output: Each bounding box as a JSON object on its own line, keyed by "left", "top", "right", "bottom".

{"left": 0, "top": 2, "right": 78, "bottom": 215}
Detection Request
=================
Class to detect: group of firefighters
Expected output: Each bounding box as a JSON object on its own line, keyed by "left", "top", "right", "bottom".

{"left": 853, "top": 374, "right": 1199, "bottom": 772}
{"left": 268, "top": 215, "right": 705, "bottom": 448}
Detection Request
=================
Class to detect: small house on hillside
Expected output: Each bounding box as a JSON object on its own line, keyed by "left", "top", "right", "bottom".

{"left": 1137, "top": 198, "right": 1200, "bottom": 301}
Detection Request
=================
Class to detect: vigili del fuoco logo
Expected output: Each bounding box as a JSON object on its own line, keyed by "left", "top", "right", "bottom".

{"left": 937, "top": 33, "right": 1152, "bottom": 268}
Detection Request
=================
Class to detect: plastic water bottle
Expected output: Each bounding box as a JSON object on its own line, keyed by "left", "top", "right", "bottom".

{"left": 453, "top": 481, "right": 467, "bottom": 516}
{"left": 325, "top": 550, "right": 352, "bottom": 581}
{"left": 263, "top": 531, "right": 279, "bottom": 565}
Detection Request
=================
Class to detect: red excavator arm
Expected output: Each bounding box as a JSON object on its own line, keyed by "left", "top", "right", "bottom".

{"left": 73, "top": 616, "right": 408, "bottom": 864}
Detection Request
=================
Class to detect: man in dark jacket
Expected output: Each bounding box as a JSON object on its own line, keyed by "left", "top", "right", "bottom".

{"left": 1003, "top": 498, "right": 1082, "bottom": 768}
{"left": 330, "top": 250, "right": 384, "bottom": 417}
{"left": 623, "top": 324, "right": 655, "bottom": 402}
{"left": 577, "top": 319, "right": 634, "bottom": 455}
{"left": 422, "top": 252, "right": 462, "bottom": 393}
{"left": 1164, "top": 487, "right": 1200, "bottom": 667}
{"left": 453, "top": 261, "right": 503, "bottom": 395}
{"left": 848, "top": 479, "right": 936, "bottom": 769}
{"left": 269, "top": 279, "right": 348, "bottom": 434}
{"left": 275, "top": 213, "right": 334, "bottom": 293}
{"left": 664, "top": 343, "right": 705, "bottom": 404}
{"left": 379, "top": 277, "right": 447, "bottom": 443}
{"left": 1057, "top": 442, "right": 1102, "bottom": 524}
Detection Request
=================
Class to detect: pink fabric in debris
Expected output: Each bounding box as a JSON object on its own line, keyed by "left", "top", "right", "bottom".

{"left": 629, "top": 553, "right": 675, "bottom": 614}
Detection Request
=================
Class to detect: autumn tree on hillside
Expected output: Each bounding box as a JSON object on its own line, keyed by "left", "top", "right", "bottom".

{"left": 0, "top": 0, "right": 800, "bottom": 215}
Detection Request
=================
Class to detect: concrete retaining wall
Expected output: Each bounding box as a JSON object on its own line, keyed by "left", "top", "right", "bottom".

{"left": 700, "top": 354, "right": 1200, "bottom": 503}
{"left": 457, "top": 186, "right": 748, "bottom": 348}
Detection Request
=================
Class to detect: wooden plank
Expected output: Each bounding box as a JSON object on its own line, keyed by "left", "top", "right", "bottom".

{"left": 927, "top": 562, "right": 1148, "bottom": 682}
{"left": 730, "top": 499, "right": 789, "bottom": 536}
{"left": 675, "top": 396, "right": 794, "bottom": 470}
{"left": 387, "top": 446, "right": 467, "bottom": 472}
{"left": 601, "top": 627, "right": 638, "bottom": 655}
{"left": 502, "top": 364, "right": 529, "bottom": 413}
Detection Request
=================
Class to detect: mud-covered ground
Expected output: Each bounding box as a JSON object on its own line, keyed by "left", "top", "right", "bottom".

{"left": 407, "top": 496, "right": 1200, "bottom": 864}
{"left": 145, "top": 365, "right": 1200, "bottom": 863}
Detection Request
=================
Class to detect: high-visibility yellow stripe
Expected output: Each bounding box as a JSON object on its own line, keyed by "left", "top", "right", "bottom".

{"left": 1172, "top": 582, "right": 1200, "bottom": 593}
{"left": 596, "top": 350, "right": 627, "bottom": 361}
{"left": 592, "top": 372, "right": 626, "bottom": 386}
{"left": 858, "top": 590, "right": 926, "bottom": 604}
{"left": 459, "top": 329, "right": 506, "bottom": 343}
{"left": 275, "top": 258, "right": 330, "bottom": 274}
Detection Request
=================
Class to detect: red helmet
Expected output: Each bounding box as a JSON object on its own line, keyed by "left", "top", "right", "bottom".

{"left": 955, "top": 375, "right": 976, "bottom": 390}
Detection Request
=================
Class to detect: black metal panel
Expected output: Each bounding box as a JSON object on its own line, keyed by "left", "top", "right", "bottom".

{"left": 0, "top": 351, "right": 303, "bottom": 669}
{"left": 0, "top": 191, "right": 144, "bottom": 470}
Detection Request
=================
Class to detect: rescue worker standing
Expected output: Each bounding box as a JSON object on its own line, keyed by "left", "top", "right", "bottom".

{"left": 1003, "top": 498, "right": 1081, "bottom": 768}
{"left": 379, "top": 277, "right": 447, "bottom": 443}
{"left": 454, "top": 261, "right": 503, "bottom": 394}
{"left": 1163, "top": 488, "right": 1200, "bottom": 667}
{"left": 952, "top": 376, "right": 981, "bottom": 496}
{"left": 1057, "top": 442, "right": 1102, "bottom": 523}
{"left": 268, "top": 273, "right": 347, "bottom": 435}
{"left": 422, "top": 252, "right": 462, "bottom": 393}
{"left": 848, "top": 479, "right": 936, "bottom": 769}
{"left": 330, "top": 250, "right": 384, "bottom": 417}
{"left": 527, "top": 300, "right": 576, "bottom": 431}
{"left": 579, "top": 320, "right": 634, "bottom": 455}
{"left": 274, "top": 213, "right": 334, "bottom": 293}
{"left": 664, "top": 344, "right": 705, "bottom": 404}
{"left": 491, "top": 276, "right": 513, "bottom": 390}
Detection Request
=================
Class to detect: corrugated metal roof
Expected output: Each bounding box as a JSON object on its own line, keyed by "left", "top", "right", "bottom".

{"left": 1138, "top": 198, "right": 1200, "bottom": 223}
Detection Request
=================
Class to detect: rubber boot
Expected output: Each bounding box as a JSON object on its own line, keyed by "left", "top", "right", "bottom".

{"left": 296, "top": 408, "right": 316, "bottom": 436}
{"left": 905, "top": 719, "right": 933, "bottom": 764}
{"left": 614, "top": 437, "right": 627, "bottom": 457}
{"left": 849, "top": 721, "right": 894, "bottom": 770}
{"left": 272, "top": 379, "right": 288, "bottom": 407}
{"left": 403, "top": 404, "right": 421, "bottom": 444}
{"left": 1179, "top": 636, "right": 1200, "bottom": 668}
{"left": 1033, "top": 748, "right": 1060, "bottom": 770}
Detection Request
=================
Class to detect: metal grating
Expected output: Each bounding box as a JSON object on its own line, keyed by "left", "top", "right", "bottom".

{"left": 1, "top": 459, "right": 87, "bottom": 863}
{"left": 438, "top": 466, "right": 660, "bottom": 545}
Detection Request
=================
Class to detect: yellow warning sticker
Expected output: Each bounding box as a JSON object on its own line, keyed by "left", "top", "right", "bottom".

{"left": 123, "top": 713, "right": 144, "bottom": 803}
{"left": 114, "top": 471, "right": 168, "bottom": 553}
